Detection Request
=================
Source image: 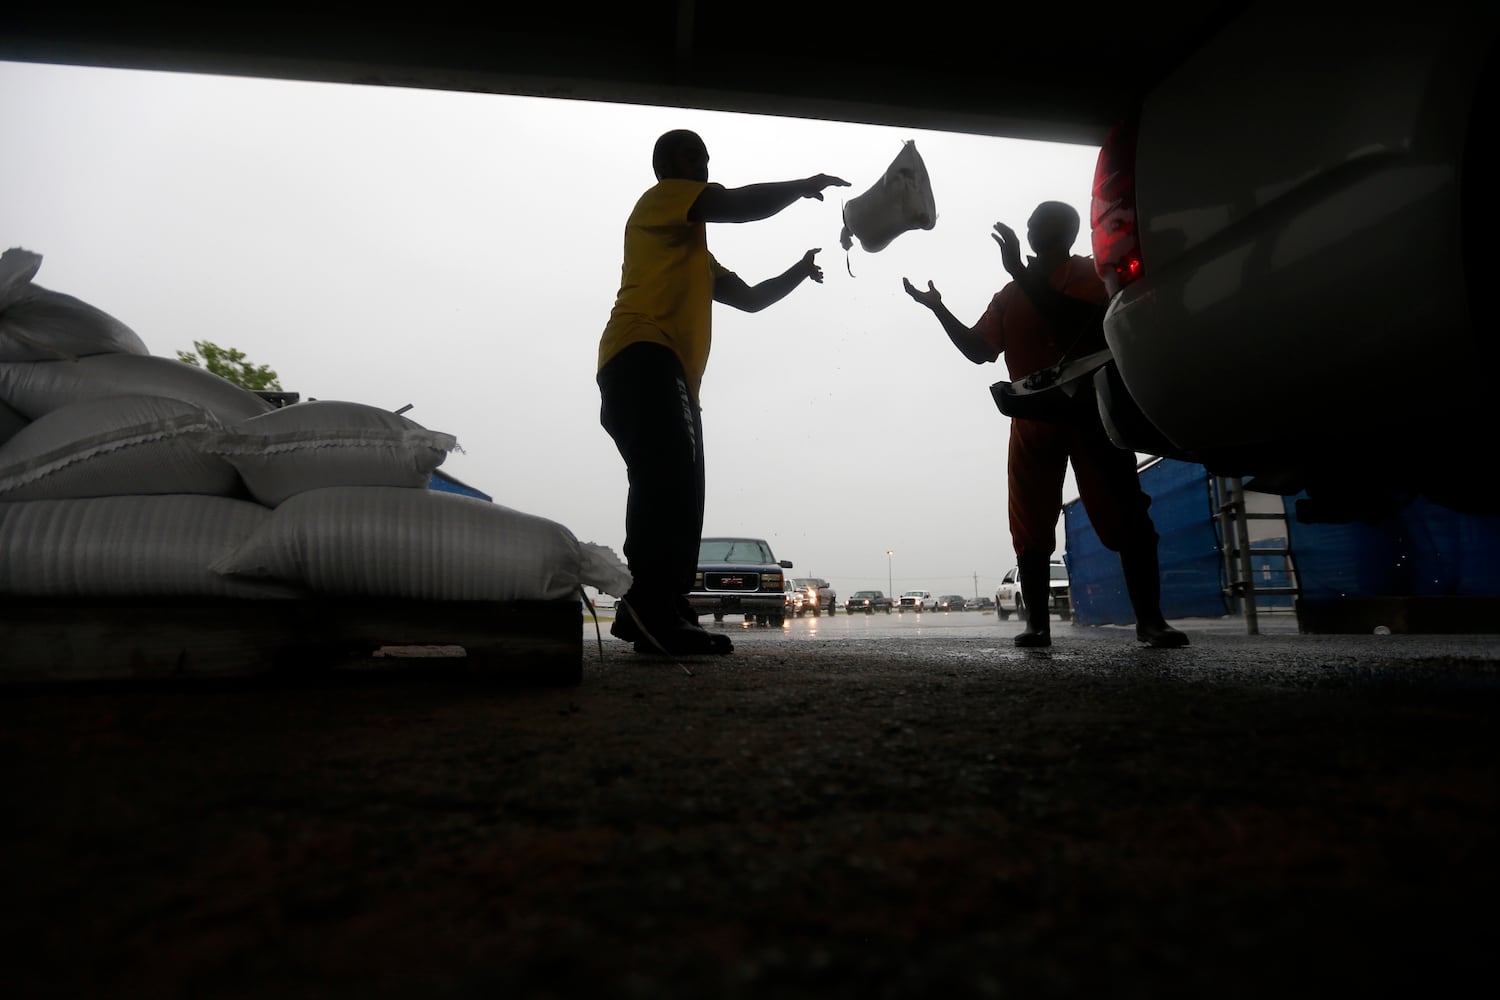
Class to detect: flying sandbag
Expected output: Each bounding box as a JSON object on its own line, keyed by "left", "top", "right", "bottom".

{"left": 839, "top": 140, "right": 937, "bottom": 254}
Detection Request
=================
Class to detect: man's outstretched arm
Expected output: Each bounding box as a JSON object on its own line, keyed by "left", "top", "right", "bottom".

{"left": 714, "top": 250, "right": 824, "bottom": 313}
{"left": 902, "top": 278, "right": 995, "bottom": 365}
{"left": 691, "top": 175, "right": 849, "bottom": 224}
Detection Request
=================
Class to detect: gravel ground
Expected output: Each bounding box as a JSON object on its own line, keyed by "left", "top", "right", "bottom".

{"left": 2, "top": 614, "right": 1497, "bottom": 998}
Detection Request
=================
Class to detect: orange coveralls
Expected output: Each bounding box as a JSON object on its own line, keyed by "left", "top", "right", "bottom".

{"left": 972, "top": 256, "right": 1160, "bottom": 560}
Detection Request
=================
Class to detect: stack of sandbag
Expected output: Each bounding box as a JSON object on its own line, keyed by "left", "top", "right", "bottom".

{"left": 198, "top": 398, "right": 586, "bottom": 601}
{"left": 0, "top": 247, "right": 628, "bottom": 605}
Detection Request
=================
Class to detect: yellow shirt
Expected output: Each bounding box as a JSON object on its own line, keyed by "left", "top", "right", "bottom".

{"left": 598, "top": 179, "right": 734, "bottom": 403}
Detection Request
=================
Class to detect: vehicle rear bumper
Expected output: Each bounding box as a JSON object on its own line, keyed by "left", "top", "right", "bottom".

{"left": 1106, "top": 162, "right": 1468, "bottom": 458}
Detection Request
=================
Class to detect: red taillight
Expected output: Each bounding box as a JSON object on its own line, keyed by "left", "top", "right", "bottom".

{"left": 1091, "top": 117, "right": 1142, "bottom": 297}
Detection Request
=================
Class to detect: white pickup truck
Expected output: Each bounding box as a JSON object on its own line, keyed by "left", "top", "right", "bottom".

{"left": 895, "top": 590, "right": 935, "bottom": 612}
{"left": 995, "top": 559, "right": 1071, "bottom": 621}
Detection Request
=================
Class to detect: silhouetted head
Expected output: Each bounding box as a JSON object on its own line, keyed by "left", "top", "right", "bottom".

{"left": 653, "top": 129, "right": 710, "bottom": 182}
{"left": 1027, "top": 201, "right": 1080, "bottom": 256}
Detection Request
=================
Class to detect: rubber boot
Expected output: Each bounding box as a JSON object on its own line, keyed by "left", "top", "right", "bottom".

{"left": 1119, "top": 543, "right": 1189, "bottom": 648}
{"left": 1014, "top": 554, "right": 1053, "bottom": 648}
{"left": 613, "top": 591, "right": 733, "bottom": 655}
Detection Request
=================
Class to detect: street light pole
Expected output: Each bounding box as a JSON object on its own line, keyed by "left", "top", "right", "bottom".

{"left": 886, "top": 550, "right": 893, "bottom": 597}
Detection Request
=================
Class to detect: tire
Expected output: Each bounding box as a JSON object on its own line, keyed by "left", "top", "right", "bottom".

{"left": 770, "top": 614, "right": 785, "bottom": 626}
{"left": 884, "top": 606, "right": 891, "bottom": 614}
{"left": 829, "top": 604, "right": 836, "bottom": 615}
{"left": 812, "top": 607, "right": 820, "bottom": 617}
{"left": 713, "top": 613, "right": 724, "bottom": 622}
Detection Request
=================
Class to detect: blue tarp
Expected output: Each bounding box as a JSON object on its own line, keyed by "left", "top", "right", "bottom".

{"left": 1064, "top": 458, "right": 1230, "bottom": 625}
{"left": 1284, "top": 494, "right": 1500, "bottom": 598}
{"left": 1067, "top": 457, "right": 1500, "bottom": 621}
{"left": 428, "top": 469, "right": 493, "bottom": 502}
{"left": 1400, "top": 497, "right": 1500, "bottom": 595}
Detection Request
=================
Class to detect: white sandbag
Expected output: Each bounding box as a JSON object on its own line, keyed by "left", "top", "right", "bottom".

{"left": 212, "top": 485, "right": 582, "bottom": 602}
{"left": 0, "top": 394, "right": 239, "bottom": 502}
{"left": 839, "top": 140, "right": 937, "bottom": 254}
{"left": 0, "top": 494, "right": 301, "bottom": 598}
{"left": 0, "top": 353, "right": 273, "bottom": 424}
{"left": 0, "top": 248, "right": 42, "bottom": 309}
{"left": 0, "top": 248, "right": 150, "bottom": 361}
{"left": 579, "top": 542, "right": 632, "bottom": 599}
{"left": 203, "top": 399, "right": 459, "bottom": 507}
{"left": 0, "top": 287, "right": 151, "bottom": 362}
{"left": 0, "top": 399, "right": 26, "bottom": 448}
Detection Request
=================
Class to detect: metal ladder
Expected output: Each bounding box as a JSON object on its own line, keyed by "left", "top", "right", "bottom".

{"left": 1213, "top": 476, "right": 1299, "bottom": 634}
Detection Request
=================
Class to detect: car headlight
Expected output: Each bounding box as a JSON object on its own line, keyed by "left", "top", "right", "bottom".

{"left": 694, "top": 572, "right": 703, "bottom": 588}
{"left": 764, "top": 572, "right": 782, "bottom": 588}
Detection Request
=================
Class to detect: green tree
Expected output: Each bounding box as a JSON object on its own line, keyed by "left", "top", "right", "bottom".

{"left": 176, "top": 340, "right": 283, "bottom": 391}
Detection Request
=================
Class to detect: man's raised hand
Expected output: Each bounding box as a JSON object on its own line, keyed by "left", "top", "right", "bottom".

{"left": 991, "top": 222, "right": 1026, "bottom": 280}
{"left": 902, "top": 277, "right": 942, "bottom": 309}
{"left": 800, "top": 249, "right": 825, "bottom": 284}
{"left": 803, "top": 174, "right": 851, "bottom": 201}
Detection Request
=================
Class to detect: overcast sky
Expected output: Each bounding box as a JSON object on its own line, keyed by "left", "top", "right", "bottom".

{"left": 1, "top": 58, "right": 1106, "bottom": 599}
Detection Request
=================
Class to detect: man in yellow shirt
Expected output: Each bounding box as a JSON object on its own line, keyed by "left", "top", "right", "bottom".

{"left": 599, "top": 129, "right": 847, "bottom": 656}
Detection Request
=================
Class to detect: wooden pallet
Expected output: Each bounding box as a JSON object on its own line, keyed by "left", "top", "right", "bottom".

{"left": 0, "top": 596, "right": 583, "bottom": 685}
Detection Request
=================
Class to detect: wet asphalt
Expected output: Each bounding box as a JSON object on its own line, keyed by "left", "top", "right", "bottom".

{"left": 3, "top": 608, "right": 1497, "bottom": 998}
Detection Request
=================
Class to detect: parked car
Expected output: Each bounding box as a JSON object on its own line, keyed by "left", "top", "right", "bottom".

{"left": 1084, "top": 4, "right": 1497, "bottom": 524}
{"left": 896, "top": 590, "right": 934, "bottom": 612}
{"left": 689, "top": 537, "right": 792, "bottom": 626}
{"left": 965, "top": 595, "right": 996, "bottom": 611}
{"left": 792, "top": 577, "right": 837, "bottom": 616}
{"left": 995, "top": 559, "right": 1071, "bottom": 621}
{"left": 844, "top": 590, "right": 892, "bottom": 614}
{"left": 934, "top": 594, "right": 967, "bottom": 612}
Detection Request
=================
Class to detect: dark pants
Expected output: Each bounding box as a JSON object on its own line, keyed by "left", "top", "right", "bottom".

{"left": 598, "top": 343, "right": 705, "bottom": 622}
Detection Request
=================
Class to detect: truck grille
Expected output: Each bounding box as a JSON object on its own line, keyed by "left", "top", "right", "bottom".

{"left": 706, "top": 572, "right": 760, "bottom": 591}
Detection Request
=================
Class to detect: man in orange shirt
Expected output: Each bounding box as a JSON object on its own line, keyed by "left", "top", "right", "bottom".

{"left": 904, "top": 200, "right": 1188, "bottom": 649}
{"left": 599, "top": 129, "right": 847, "bottom": 656}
